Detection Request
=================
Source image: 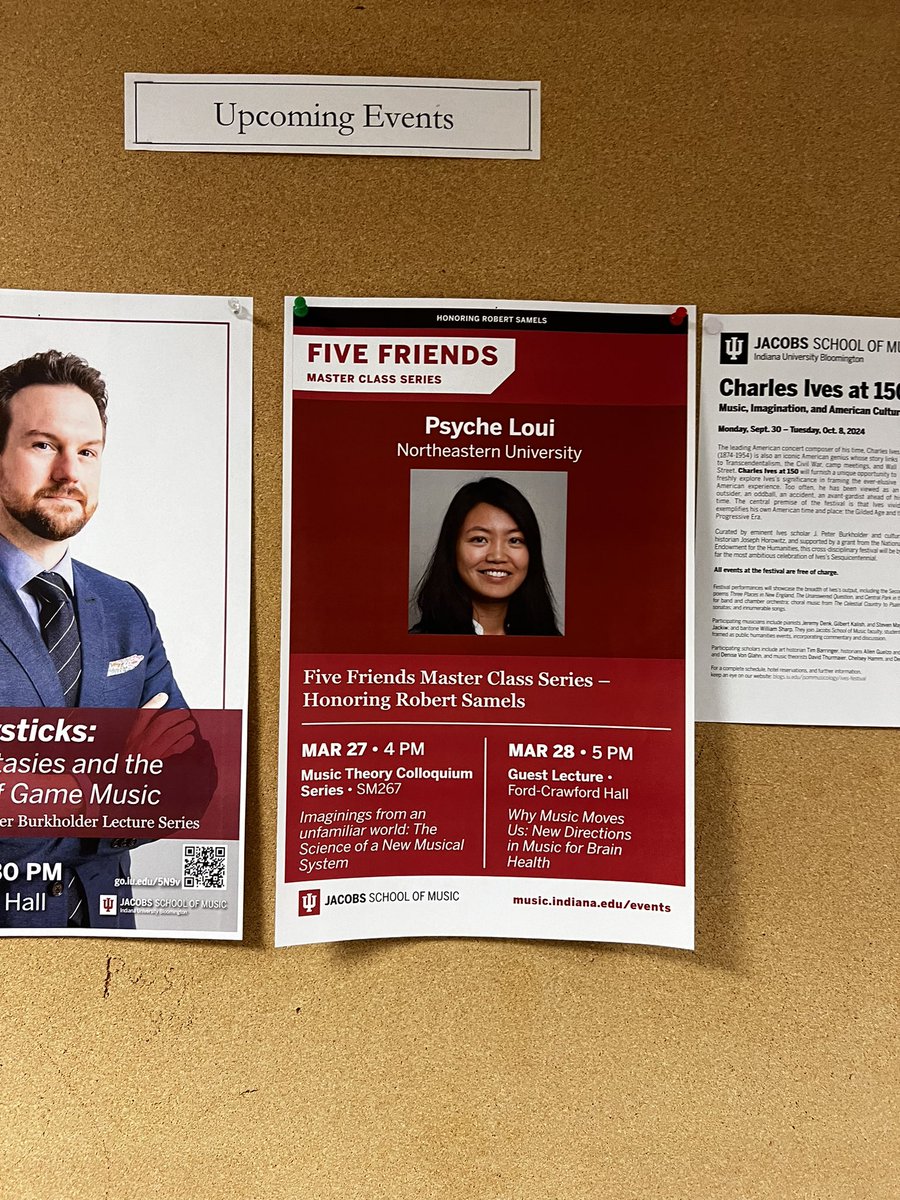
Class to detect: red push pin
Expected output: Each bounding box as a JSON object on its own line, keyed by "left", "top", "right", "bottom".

{"left": 669, "top": 306, "right": 688, "bottom": 326}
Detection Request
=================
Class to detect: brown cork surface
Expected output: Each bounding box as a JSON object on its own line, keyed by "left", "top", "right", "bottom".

{"left": 1, "top": 1, "right": 898, "bottom": 1196}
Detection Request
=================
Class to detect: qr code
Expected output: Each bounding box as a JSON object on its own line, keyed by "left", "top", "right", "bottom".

{"left": 182, "top": 844, "right": 227, "bottom": 890}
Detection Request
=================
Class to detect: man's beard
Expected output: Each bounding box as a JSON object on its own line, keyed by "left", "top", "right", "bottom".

{"left": 3, "top": 487, "right": 96, "bottom": 541}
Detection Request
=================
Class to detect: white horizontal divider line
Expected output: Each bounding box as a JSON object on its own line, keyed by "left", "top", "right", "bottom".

{"left": 300, "top": 721, "right": 672, "bottom": 731}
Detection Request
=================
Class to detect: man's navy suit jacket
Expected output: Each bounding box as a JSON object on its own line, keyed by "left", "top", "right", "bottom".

{"left": 0, "top": 560, "right": 186, "bottom": 930}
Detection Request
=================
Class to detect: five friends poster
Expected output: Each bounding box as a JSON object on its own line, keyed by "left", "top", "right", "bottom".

{"left": 277, "top": 297, "right": 694, "bottom": 948}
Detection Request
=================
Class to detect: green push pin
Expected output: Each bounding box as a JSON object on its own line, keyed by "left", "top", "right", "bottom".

{"left": 293, "top": 296, "right": 309, "bottom": 319}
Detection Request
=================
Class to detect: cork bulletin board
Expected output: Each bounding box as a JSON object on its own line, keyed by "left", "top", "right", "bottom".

{"left": 1, "top": 2, "right": 897, "bottom": 1197}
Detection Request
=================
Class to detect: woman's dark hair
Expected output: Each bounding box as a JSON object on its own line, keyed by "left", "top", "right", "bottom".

{"left": 412, "top": 477, "right": 561, "bottom": 635}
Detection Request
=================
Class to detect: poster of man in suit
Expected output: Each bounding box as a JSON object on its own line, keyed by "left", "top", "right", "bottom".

{"left": 0, "top": 290, "right": 251, "bottom": 938}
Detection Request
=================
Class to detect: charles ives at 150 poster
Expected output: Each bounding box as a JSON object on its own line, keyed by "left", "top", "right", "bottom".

{"left": 277, "top": 297, "right": 694, "bottom": 948}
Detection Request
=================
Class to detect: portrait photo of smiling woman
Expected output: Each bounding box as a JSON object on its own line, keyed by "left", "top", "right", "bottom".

{"left": 408, "top": 471, "right": 567, "bottom": 636}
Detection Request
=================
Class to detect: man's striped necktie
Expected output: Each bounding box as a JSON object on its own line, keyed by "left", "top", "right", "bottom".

{"left": 25, "top": 570, "right": 87, "bottom": 923}
{"left": 25, "top": 570, "right": 82, "bottom": 705}
{"left": 66, "top": 872, "right": 86, "bottom": 926}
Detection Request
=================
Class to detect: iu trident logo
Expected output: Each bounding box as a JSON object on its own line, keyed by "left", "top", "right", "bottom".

{"left": 298, "top": 889, "right": 320, "bottom": 916}
{"left": 720, "top": 332, "right": 749, "bottom": 364}
{"left": 99, "top": 894, "right": 118, "bottom": 916}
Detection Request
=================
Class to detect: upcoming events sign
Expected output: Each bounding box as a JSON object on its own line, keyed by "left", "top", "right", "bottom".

{"left": 125, "top": 74, "right": 540, "bottom": 160}
{"left": 277, "top": 297, "right": 695, "bottom": 948}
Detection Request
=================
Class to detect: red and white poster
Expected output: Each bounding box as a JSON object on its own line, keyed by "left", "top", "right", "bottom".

{"left": 276, "top": 297, "right": 694, "bottom": 948}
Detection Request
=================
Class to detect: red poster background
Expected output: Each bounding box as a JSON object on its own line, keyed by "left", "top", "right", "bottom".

{"left": 284, "top": 314, "right": 688, "bottom": 892}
